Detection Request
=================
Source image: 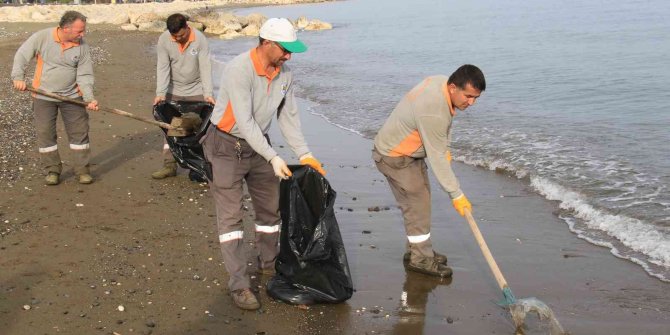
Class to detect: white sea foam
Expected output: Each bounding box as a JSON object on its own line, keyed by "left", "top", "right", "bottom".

{"left": 530, "top": 176, "right": 670, "bottom": 271}
{"left": 308, "top": 110, "right": 366, "bottom": 137}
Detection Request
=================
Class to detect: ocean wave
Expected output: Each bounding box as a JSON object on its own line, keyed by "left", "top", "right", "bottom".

{"left": 531, "top": 176, "right": 670, "bottom": 276}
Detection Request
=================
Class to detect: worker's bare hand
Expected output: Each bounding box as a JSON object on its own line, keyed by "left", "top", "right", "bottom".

{"left": 87, "top": 100, "right": 99, "bottom": 111}
{"left": 153, "top": 96, "right": 165, "bottom": 106}
{"left": 205, "top": 96, "right": 216, "bottom": 105}
{"left": 13, "top": 80, "right": 27, "bottom": 91}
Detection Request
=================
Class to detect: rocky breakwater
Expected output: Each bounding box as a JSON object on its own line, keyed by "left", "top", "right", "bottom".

{"left": 0, "top": 0, "right": 334, "bottom": 37}
{"left": 187, "top": 11, "right": 332, "bottom": 39}
{"left": 0, "top": 0, "right": 220, "bottom": 24}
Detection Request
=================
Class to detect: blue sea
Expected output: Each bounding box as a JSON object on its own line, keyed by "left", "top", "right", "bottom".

{"left": 208, "top": 0, "right": 670, "bottom": 282}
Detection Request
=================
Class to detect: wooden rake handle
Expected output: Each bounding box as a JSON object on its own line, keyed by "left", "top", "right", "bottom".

{"left": 26, "top": 87, "right": 177, "bottom": 130}
{"left": 464, "top": 208, "right": 510, "bottom": 290}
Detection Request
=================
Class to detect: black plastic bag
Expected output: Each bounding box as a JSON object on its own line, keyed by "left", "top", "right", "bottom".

{"left": 267, "top": 165, "right": 354, "bottom": 305}
{"left": 153, "top": 101, "right": 213, "bottom": 181}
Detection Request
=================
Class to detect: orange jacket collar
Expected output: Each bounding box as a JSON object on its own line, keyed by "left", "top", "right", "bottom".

{"left": 171, "top": 27, "right": 196, "bottom": 53}
{"left": 250, "top": 48, "right": 280, "bottom": 81}
{"left": 442, "top": 83, "right": 456, "bottom": 116}
{"left": 53, "top": 27, "right": 80, "bottom": 51}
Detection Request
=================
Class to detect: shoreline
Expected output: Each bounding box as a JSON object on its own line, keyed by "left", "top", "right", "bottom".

{"left": 1, "top": 20, "right": 669, "bottom": 335}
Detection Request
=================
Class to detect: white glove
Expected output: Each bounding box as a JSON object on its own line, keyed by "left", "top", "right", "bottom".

{"left": 270, "top": 156, "right": 292, "bottom": 179}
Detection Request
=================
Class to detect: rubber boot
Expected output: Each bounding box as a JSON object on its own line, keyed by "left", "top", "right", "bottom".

{"left": 45, "top": 172, "right": 60, "bottom": 186}
{"left": 151, "top": 161, "right": 177, "bottom": 179}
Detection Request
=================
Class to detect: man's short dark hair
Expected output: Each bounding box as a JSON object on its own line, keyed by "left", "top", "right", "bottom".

{"left": 59, "top": 11, "right": 87, "bottom": 28}
{"left": 166, "top": 13, "right": 188, "bottom": 34}
{"left": 448, "top": 64, "right": 486, "bottom": 92}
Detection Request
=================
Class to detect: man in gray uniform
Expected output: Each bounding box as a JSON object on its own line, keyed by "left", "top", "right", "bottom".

{"left": 151, "top": 13, "right": 215, "bottom": 180}
{"left": 201, "top": 18, "right": 325, "bottom": 310}
{"left": 12, "top": 11, "right": 98, "bottom": 185}
{"left": 373, "top": 65, "right": 485, "bottom": 277}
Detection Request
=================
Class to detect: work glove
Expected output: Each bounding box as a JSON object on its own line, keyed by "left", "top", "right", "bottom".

{"left": 270, "top": 156, "right": 292, "bottom": 179}
{"left": 446, "top": 150, "right": 452, "bottom": 163}
{"left": 452, "top": 194, "right": 472, "bottom": 216}
{"left": 299, "top": 153, "right": 326, "bottom": 175}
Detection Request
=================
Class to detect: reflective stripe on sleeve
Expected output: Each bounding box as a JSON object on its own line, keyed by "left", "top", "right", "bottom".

{"left": 219, "top": 231, "right": 243, "bottom": 243}
{"left": 70, "top": 143, "right": 90, "bottom": 150}
{"left": 255, "top": 224, "right": 279, "bottom": 233}
{"left": 407, "top": 233, "right": 431, "bottom": 244}
{"left": 39, "top": 145, "right": 58, "bottom": 153}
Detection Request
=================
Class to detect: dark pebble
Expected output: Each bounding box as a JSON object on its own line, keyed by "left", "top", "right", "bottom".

{"left": 447, "top": 316, "right": 454, "bottom": 323}
{"left": 146, "top": 320, "right": 156, "bottom": 328}
{"left": 362, "top": 230, "right": 372, "bottom": 234}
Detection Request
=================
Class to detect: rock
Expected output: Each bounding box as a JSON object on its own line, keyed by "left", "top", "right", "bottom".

{"left": 121, "top": 23, "right": 137, "bottom": 31}
{"left": 295, "top": 16, "right": 309, "bottom": 30}
{"left": 362, "top": 230, "right": 372, "bottom": 234}
{"left": 219, "top": 31, "right": 243, "bottom": 40}
{"left": 222, "top": 21, "right": 243, "bottom": 33}
{"left": 109, "top": 13, "right": 130, "bottom": 25}
{"left": 447, "top": 316, "right": 454, "bottom": 323}
{"left": 30, "top": 12, "right": 47, "bottom": 22}
{"left": 146, "top": 320, "right": 156, "bottom": 328}
{"left": 22, "top": 305, "right": 30, "bottom": 310}
{"left": 138, "top": 21, "right": 166, "bottom": 33}
{"left": 305, "top": 19, "right": 333, "bottom": 31}
{"left": 188, "top": 21, "right": 204, "bottom": 31}
{"left": 133, "top": 12, "right": 162, "bottom": 25}
{"left": 237, "top": 15, "right": 249, "bottom": 28}
{"left": 246, "top": 13, "right": 267, "bottom": 28}
{"left": 117, "top": 305, "right": 125, "bottom": 312}
{"left": 367, "top": 206, "right": 381, "bottom": 212}
{"left": 190, "top": 12, "right": 217, "bottom": 29}
{"left": 241, "top": 24, "right": 260, "bottom": 37}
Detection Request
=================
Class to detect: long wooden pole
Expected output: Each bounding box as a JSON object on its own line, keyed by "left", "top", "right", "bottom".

{"left": 464, "top": 208, "right": 509, "bottom": 291}
{"left": 26, "top": 87, "right": 177, "bottom": 131}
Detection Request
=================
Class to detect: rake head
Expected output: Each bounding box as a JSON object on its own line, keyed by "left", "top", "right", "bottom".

{"left": 509, "top": 297, "right": 567, "bottom": 335}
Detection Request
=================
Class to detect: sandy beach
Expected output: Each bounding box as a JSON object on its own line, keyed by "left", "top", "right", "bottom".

{"left": 1, "top": 19, "right": 669, "bottom": 335}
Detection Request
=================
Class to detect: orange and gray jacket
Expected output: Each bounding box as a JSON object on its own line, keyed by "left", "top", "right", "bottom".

{"left": 209, "top": 48, "right": 310, "bottom": 162}
{"left": 374, "top": 75, "right": 462, "bottom": 199}
{"left": 156, "top": 28, "right": 213, "bottom": 98}
{"left": 11, "top": 27, "right": 95, "bottom": 102}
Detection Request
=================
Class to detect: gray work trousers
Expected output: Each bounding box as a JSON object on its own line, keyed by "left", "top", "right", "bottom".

{"left": 33, "top": 97, "right": 90, "bottom": 175}
{"left": 160, "top": 94, "right": 205, "bottom": 165}
{"left": 373, "top": 148, "right": 435, "bottom": 263}
{"left": 201, "top": 126, "right": 280, "bottom": 291}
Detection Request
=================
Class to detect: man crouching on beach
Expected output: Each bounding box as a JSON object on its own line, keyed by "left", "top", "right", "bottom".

{"left": 152, "top": 13, "right": 215, "bottom": 181}
{"left": 11, "top": 11, "right": 99, "bottom": 186}
{"left": 373, "top": 65, "right": 486, "bottom": 277}
{"left": 201, "top": 18, "right": 326, "bottom": 310}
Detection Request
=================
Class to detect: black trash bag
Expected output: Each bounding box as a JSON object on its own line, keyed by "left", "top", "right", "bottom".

{"left": 153, "top": 101, "right": 213, "bottom": 182}
{"left": 267, "top": 165, "right": 354, "bottom": 305}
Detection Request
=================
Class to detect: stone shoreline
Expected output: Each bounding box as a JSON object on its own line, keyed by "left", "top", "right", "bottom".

{"left": 0, "top": 0, "right": 333, "bottom": 39}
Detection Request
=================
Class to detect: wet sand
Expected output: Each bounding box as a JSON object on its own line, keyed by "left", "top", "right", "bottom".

{"left": 1, "top": 22, "right": 669, "bottom": 335}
